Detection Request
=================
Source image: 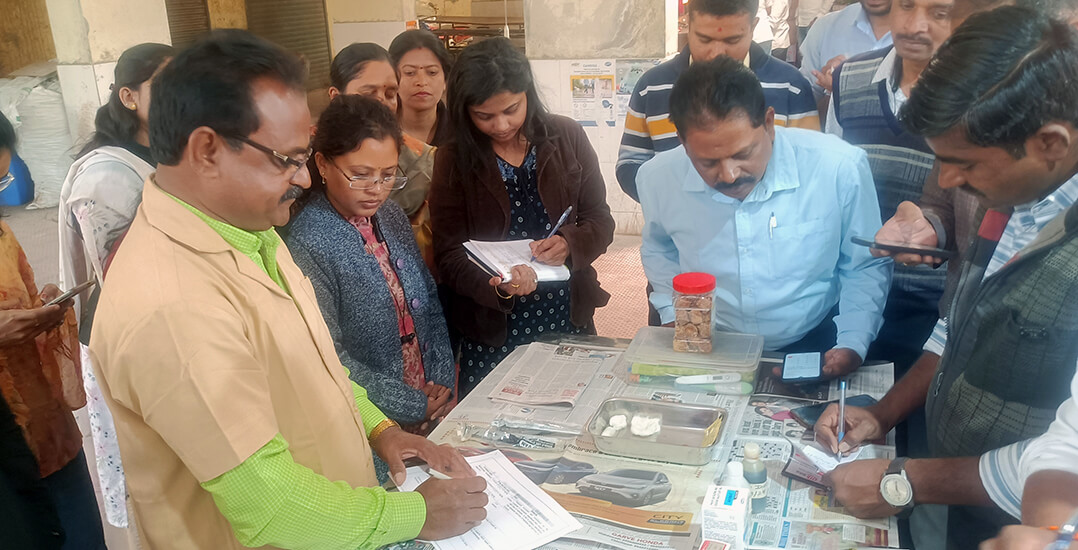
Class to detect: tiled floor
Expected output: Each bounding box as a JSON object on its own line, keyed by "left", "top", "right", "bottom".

{"left": 2, "top": 204, "right": 60, "bottom": 285}
{"left": 592, "top": 234, "right": 649, "bottom": 340}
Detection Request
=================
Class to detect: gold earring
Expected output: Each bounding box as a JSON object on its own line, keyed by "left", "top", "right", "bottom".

{"left": 127, "top": 103, "right": 137, "bottom": 111}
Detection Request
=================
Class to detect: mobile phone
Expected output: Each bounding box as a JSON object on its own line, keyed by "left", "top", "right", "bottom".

{"left": 790, "top": 394, "right": 879, "bottom": 428}
{"left": 45, "top": 280, "right": 96, "bottom": 307}
{"left": 781, "top": 352, "right": 824, "bottom": 383}
{"left": 850, "top": 236, "right": 955, "bottom": 260}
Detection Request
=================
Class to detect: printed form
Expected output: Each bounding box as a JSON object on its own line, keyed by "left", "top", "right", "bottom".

{"left": 398, "top": 450, "right": 583, "bottom": 550}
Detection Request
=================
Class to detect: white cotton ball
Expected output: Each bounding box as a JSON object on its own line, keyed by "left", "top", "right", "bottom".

{"left": 609, "top": 414, "right": 628, "bottom": 430}
{"left": 630, "top": 415, "right": 662, "bottom": 437}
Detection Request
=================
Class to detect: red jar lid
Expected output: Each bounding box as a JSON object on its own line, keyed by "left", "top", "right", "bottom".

{"left": 673, "top": 272, "right": 716, "bottom": 294}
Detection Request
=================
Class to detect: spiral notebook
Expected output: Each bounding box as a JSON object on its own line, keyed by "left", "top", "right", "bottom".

{"left": 464, "top": 239, "right": 570, "bottom": 282}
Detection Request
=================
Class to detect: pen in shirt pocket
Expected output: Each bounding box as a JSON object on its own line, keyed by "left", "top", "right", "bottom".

{"left": 769, "top": 212, "right": 777, "bottom": 240}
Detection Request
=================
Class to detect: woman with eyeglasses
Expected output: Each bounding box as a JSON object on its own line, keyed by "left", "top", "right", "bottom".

{"left": 285, "top": 95, "right": 455, "bottom": 439}
{"left": 55, "top": 42, "right": 173, "bottom": 539}
{"left": 295, "top": 43, "right": 439, "bottom": 271}
{"left": 430, "top": 38, "right": 615, "bottom": 397}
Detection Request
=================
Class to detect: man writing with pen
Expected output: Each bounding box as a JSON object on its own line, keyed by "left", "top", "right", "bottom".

{"left": 637, "top": 56, "right": 891, "bottom": 378}
{"left": 814, "top": 7, "right": 1078, "bottom": 547}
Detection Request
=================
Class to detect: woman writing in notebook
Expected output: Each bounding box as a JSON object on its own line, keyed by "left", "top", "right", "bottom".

{"left": 430, "top": 38, "right": 615, "bottom": 396}
{"left": 286, "top": 96, "right": 455, "bottom": 441}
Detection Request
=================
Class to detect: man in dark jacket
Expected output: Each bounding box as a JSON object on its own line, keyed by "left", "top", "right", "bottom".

{"left": 815, "top": 7, "right": 1078, "bottom": 547}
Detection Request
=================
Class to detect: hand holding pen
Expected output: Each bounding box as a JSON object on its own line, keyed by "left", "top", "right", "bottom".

{"left": 529, "top": 206, "right": 573, "bottom": 265}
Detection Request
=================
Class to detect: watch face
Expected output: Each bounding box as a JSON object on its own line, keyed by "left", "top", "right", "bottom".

{"left": 881, "top": 475, "right": 913, "bottom": 507}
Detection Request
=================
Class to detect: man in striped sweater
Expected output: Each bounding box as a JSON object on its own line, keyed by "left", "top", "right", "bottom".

{"left": 616, "top": 0, "right": 820, "bottom": 203}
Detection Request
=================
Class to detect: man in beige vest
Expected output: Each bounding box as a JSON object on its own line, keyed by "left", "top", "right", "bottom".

{"left": 89, "top": 30, "right": 487, "bottom": 549}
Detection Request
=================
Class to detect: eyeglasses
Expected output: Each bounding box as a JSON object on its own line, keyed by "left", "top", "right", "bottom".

{"left": 230, "top": 135, "right": 312, "bottom": 181}
{"left": 331, "top": 161, "right": 408, "bottom": 191}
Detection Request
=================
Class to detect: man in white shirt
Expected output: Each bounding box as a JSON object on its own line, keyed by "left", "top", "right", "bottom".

{"left": 980, "top": 366, "right": 1078, "bottom": 529}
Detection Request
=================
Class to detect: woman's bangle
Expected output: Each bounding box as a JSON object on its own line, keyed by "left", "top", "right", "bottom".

{"left": 368, "top": 419, "right": 400, "bottom": 442}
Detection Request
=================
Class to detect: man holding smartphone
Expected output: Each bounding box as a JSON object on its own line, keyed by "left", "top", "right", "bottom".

{"left": 814, "top": 8, "right": 1078, "bottom": 547}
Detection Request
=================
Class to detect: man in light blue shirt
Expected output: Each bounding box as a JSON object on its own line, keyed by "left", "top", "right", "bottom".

{"left": 800, "top": 0, "right": 893, "bottom": 101}
{"left": 639, "top": 56, "right": 891, "bottom": 378}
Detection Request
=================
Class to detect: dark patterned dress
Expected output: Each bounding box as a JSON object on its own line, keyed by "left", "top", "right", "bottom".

{"left": 459, "top": 147, "right": 580, "bottom": 396}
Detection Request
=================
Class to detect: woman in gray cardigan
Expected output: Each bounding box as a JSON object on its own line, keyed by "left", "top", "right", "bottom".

{"left": 286, "top": 95, "right": 455, "bottom": 433}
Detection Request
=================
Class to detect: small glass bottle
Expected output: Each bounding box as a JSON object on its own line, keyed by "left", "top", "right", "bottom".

{"left": 742, "top": 442, "right": 768, "bottom": 514}
{"left": 672, "top": 272, "right": 716, "bottom": 353}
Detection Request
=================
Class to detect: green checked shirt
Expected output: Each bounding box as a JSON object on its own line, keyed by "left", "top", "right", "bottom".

{"left": 171, "top": 195, "right": 426, "bottom": 549}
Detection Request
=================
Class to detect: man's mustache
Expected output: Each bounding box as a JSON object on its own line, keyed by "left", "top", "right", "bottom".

{"left": 280, "top": 185, "right": 305, "bottom": 203}
{"left": 895, "top": 33, "right": 932, "bottom": 46}
{"left": 717, "top": 176, "right": 757, "bottom": 188}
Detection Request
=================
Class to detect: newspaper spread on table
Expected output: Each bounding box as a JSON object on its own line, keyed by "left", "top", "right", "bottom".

{"left": 414, "top": 343, "right": 900, "bottom": 550}
{"left": 488, "top": 343, "right": 620, "bottom": 407}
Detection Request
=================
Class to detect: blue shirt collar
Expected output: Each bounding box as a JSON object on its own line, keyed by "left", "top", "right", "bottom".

{"left": 852, "top": 3, "right": 891, "bottom": 44}
{"left": 679, "top": 127, "right": 800, "bottom": 203}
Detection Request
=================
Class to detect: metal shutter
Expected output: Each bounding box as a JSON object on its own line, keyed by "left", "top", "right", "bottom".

{"left": 245, "top": 0, "right": 332, "bottom": 90}
{"left": 165, "top": 0, "right": 211, "bottom": 48}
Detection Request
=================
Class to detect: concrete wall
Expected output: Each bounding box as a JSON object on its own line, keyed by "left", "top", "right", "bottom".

{"left": 0, "top": 0, "right": 57, "bottom": 75}
{"left": 524, "top": 0, "right": 668, "bottom": 60}
{"left": 415, "top": 0, "right": 471, "bottom": 17}
{"left": 46, "top": 0, "right": 171, "bottom": 143}
{"left": 471, "top": 0, "right": 524, "bottom": 18}
{"left": 326, "top": 0, "right": 413, "bottom": 51}
{"left": 525, "top": 0, "right": 678, "bottom": 234}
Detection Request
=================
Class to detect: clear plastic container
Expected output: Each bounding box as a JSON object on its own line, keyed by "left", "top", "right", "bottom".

{"left": 622, "top": 326, "right": 764, "bottom": 395}
{"left": 672, "top": 272, "right": 716, "bottom": 353}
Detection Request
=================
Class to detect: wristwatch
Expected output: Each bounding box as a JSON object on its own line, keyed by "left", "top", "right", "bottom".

{"left": 880, "top": 457, "right": 915, "bottom": 517}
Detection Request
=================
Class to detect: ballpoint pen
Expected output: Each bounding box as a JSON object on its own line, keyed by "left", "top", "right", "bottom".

{"left": 530, "top": 205, "right": 573, "bottom": 262}
{"left": 837, "top": 379, "right": 847, "bottom": 456}
{"left": 1045, "top": 508, "right": 1078, "bottom": 550}
{"left": 769, "top": 212, "right": 777, "bottom": 240}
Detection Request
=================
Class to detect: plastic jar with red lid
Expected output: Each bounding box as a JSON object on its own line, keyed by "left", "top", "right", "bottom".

{"left": 672, "top": 272, "right": 716, "bottom": 353}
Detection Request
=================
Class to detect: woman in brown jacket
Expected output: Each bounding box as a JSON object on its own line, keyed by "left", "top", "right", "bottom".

{"left": 430, "top": 38, "right": 615, "bottom": 396}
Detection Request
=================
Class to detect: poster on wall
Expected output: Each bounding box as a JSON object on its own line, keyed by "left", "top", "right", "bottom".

{"left": 615, "top": 59, "right": 662, "bottom": 118}
{"left": 567, "top": 60, "right": 617, "bottom": 127}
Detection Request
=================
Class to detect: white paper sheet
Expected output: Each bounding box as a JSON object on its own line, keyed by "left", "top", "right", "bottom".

{"left": 799, "top": 442, "right": 864, "bottom": 473}
{"left": 398, "top": 451, "right": 583, "bottom": 550}
{"left": 464, "top": 240, "right": 571, "bottom": 282}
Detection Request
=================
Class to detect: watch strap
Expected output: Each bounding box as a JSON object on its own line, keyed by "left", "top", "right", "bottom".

{"left": 886, "top": 456, "right": 910, "bottom": 477}
{"left": 883, "top": 457, "right": 915, "bottom": 516}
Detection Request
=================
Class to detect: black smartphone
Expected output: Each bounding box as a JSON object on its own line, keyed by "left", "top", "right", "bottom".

{"left": 850, "top": 235, "right": 955, "bottom": 260}
{"left": 45, "top": 280, "right": 96, "bottom": 307}
{"left": 790, "top": 394, "right": 879, "bottom": 428}
{"left": 781, "top": 352, "right": 825, "bottom": 383}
